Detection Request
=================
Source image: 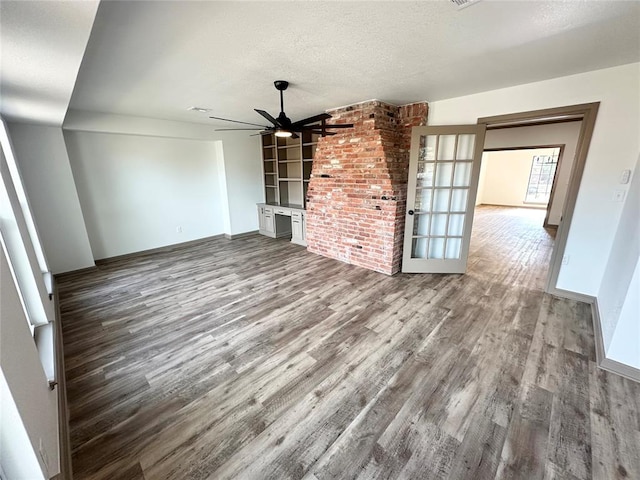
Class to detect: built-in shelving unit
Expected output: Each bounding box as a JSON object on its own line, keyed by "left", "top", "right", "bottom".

{"left": 261, "top": 131, "right": 320, "bottom": 208}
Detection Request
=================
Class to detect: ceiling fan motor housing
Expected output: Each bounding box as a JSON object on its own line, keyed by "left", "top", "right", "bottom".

{"left": 211, "top": 79, "right": 353, "bottom": 137}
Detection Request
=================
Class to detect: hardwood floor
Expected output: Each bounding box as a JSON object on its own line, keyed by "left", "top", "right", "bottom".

{"left": 58, "top": 206, "right": 640, "bottom": 480}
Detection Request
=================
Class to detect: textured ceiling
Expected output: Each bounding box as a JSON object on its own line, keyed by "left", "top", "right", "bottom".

{"left": 0, "top": 0, "right": 99, "bottom": 125}
{"left": 2, "top": 1, "right": 639, "bottom": 128}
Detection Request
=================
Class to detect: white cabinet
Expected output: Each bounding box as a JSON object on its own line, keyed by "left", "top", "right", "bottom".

{"left": 291, "top": 211, "right": 306, "bottom": 246}
{"left": 257, "top": 203, "right": 305, "bottom": 245}
{"left": 258, "top": 205, "right": 276, "bottom": 237}
{"left": 257, "top": 205, "right": 265, "bottom": 231}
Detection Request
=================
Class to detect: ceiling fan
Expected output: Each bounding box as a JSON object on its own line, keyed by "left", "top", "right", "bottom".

{"left": 210, "top": 80, "right": 353, "bottom": 139}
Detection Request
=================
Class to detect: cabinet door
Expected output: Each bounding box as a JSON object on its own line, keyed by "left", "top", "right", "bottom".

{"left": 264, "top": 213, "right": 275, "bottom": 233}
{"left": 257, "top": 206, "right": 265, "bottom": 231}
{"left": 291, "top": 217, "right": 303, "bottom": 240}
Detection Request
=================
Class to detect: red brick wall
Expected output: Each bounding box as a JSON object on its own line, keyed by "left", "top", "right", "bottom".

{"left": 306, "top": 101, "right": 428, "bottom": 275}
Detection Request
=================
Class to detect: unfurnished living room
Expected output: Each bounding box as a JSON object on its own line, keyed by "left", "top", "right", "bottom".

{"left": 1, "top": 1, "right": 639, "bottom": 479}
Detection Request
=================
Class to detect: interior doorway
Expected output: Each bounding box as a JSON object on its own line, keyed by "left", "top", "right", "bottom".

{"left": 478, "top": 146, "right": 564, "bottom": 228}
{"left": 477, "top": 102, "right": 599, "bottom": 298}
{"left": 468, "top": 146, "right": 565, "bottom": 290}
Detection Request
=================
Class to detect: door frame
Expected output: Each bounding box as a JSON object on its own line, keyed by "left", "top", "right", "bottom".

{"left": 477, "top": 102, "right": 600, "bottom": 298}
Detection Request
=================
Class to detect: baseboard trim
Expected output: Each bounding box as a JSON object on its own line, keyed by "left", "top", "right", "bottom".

{"left": 591, "top": 298, "right": 640, "bottom": 384}
{"left": 600, "top": 357, "right": 640, "bottom": 383}
{"left": 549, "top": 287, "right": 595, "bottom": 304}
{"left": 224, "top": 230, "right": 259, "bottom": 240}
{"left": 53, "top": 283, "right": 73, "bottom": 479}
{"left": 591, "top": 298, "right": 607, "bottom": 365}
{"left": 95, "top": 235, "right": 225, "bottom": 265}
{"left": 54, "top": 265, "right": 98, "bottom": 281}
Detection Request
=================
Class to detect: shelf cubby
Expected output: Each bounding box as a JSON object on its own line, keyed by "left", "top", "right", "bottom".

{"left": 261, "top": 129, "right": 321, "bottom": 208}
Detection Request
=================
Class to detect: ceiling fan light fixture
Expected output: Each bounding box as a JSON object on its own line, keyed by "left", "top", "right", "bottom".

{"left": 274, "top": 129, "right": 293, "bottom": 138}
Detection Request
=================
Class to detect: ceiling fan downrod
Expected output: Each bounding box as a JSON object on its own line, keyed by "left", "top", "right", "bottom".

{"left": 274, "top": 80, "right": 289, "bottom": 124}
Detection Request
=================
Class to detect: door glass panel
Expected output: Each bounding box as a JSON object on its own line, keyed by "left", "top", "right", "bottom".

{"left": 445, "top": 237, "right": 462, "bottom": 259}
{"left": 415, "top": 189, "right": 432, "bottom": 212}
{"left": 437, "top": 135, "right": 456, "bottom": 160}
{"left": 430, "top": 214, "right": 447, "bottom": 236}
{"left": 412, "top": 213, "right": 430, "bottom": 235}
{"left": 435, "top": 162, "right": 453, "bottom": 187}
{"left": 456, "top": 134, "right": 475, "bottom": 160}
{"left": 453, "top": 161, "right": 472, "bottom": 187}
{"left": 417, "top": 162, "right": 435, "bottom": 187}
{"left": 428, "top": 238, "right": 445, "bottom": 259}
{"left": 448, "top": 214, "right": 465, "bottom": 236}
{"left": 433, "top": 189, "right": 450, "bottom": 211}
{"left": 451, "top": 189, "right": 468, "bottom": 212}
{"left": 420, "top": 135, "right": 436, "bottom": 161}
{"left": 412, "top": 238, "right": 428, "bottom": 258}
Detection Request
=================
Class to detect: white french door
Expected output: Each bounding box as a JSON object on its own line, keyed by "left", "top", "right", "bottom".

{"left": 402, "top": 125, "right": 486, "bottom": 273}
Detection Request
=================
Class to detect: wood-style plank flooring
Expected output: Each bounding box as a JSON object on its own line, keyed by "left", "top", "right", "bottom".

{"left": 58, "top": 206, "right": 640, "bottom": 480}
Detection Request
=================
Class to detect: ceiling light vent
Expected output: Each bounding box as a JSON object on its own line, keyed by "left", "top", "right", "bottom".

{"left": 451, "top": 0, "right": 482, "bottom": 9}
{"left": 188, "top": 106, "right": 210, "bottom": 113}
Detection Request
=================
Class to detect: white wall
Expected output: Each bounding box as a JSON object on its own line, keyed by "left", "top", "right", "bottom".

{"left": 64, "top": 111, "right": 263, "bottom": 237}
{"left": 607, "top": 257, "right": 640, "bottom": 369}
{"left": 478, "top": 148, "right": 557, "bottom": 211}
{"left": 1, "top": 372, "right": 45, "bottom": 480}
{"left": 63, "top": 131, "right": 226, "bottom": 260}
{"left": 598, "top": 154, "right": 640, "bottom": 356}
{"left": 6, "top": 123, "right": 95, "bottom": 274}
{"left": 428, "top": 63, "right": 640, "bottom": 296}
{"left": 218, "top": 133, "right": 264, "bottom": 235}
{"left": 0, "top": 248, "right": 59, "bottom": 478}
{"left": 483, "top": 122, "right": 582, "bottom": 225}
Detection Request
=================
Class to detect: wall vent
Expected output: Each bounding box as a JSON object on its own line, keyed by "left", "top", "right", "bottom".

{"left": 451, "top": 0, "right": 482, "bottom": 9}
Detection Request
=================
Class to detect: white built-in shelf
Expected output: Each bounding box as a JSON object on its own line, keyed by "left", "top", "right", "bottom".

{"left": 261, "top": 130, "right": 321, "bottom": 209}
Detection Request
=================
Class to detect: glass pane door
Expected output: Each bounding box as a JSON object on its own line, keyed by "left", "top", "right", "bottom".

{"left": 402, "top": 125, "right": 486, "bottom": 274}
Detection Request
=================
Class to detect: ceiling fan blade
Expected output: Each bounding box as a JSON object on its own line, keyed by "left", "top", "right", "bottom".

{"left": 254, "top": 109, "right": 280, "bottom": 127}
{"left": 300, "top": 123, "right": 353, "bottom": 130}
{"left": 290, "top": 113, "right": 332, "bottom": 128}
{"left": 209, "top": 115, "right": 268, "bottom": 128}
{"left": 214, "top": 128, "right": 265, "bottom": 131}
{"left": 308, "top": 130, "right": 337, "bottom": 136}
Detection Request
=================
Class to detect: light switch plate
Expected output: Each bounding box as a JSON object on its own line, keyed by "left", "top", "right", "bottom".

{"left": 620, "top": 169, "right": 631, "bottom": 184}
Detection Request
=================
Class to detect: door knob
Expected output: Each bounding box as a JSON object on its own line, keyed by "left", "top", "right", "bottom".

{"left": 408, "top": 210, "right": 414, "bottom": 215}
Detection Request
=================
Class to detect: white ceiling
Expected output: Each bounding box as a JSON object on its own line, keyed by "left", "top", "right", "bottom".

{"left": 0, "top": 0, "right": 99, "bottom": 125}
{"left": 2, "top": 1, "right": 639, "bottom": 128}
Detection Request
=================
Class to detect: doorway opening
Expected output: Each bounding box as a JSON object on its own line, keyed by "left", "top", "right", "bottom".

{"left": 477, "top": 102, "right": 599, "bottom": 298}
{"left": 469, "top": 145, "right": 566, "bottom": 290}
{"left": 478, "top": 146, "right": 565, "bottom": 227}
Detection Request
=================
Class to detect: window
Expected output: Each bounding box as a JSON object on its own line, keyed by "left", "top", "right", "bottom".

{"left": 524, "top": 149, "right": 559, "bottom": 204}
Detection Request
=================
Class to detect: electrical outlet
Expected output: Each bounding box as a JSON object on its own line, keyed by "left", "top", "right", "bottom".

{"left": 562, "top": 255, "right": 570, "bottom": 265}
{"left": 176, "top": 226, "right": 183, "bottom": 233}
{"left": 612, "top": 190, "right": 626, "bottom": 202}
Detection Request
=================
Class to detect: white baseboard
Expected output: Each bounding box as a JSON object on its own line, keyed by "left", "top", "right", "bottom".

{"left": 550, "top": 287, "right": 595, "bottom": 304}
{"left": 224, "top": 230, "right": 258, "bottom": 240}
{"left": 591, "top": 298, "right": 640, "bottom": 383}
